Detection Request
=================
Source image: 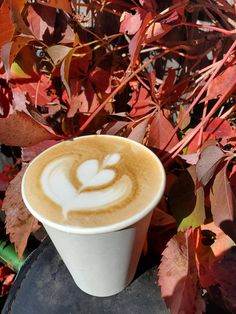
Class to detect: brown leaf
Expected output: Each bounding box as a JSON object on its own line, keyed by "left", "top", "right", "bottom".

{"left": 211, "top": 163, "right": 236, "bottom": 242}
{"left": 211, "top": 247, "right": 236, "bottom": 313}
{"left": 158, "top": 229, "right": 205, "bottom": 314}
{"left": 0, "top": 111, "right": 59, "bottom": 146}
{"left": 196, "top": 145, "right": 225, "bottom": 186}
{"left": 2, "top": 165, "right": 40, "bottom": 259}
{"left": 147, "top": 111, "right": 179, "bottom": 152}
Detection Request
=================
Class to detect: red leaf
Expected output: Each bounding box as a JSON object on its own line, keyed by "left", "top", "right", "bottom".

{"left": 120, "top": 9, "right": 145, "bottom": 35}
{"left": 0, "top": 166, "right": 15, "bottom": 192}
{"left": 1, "top": 36, "right": 33, "bottom": 81}
{"left": 89, "top": 67, "right": 111, "bottom": 94}
{"left": 102, "top": 120, "right": 129, "bottom": 135}
{"left": 205, "top": 117, "right": 235, "bottom": 139}
{"left": 36, "top": 0, "right": 73, "bottom": 13}
{"left": 21, "top": 140, "right": 60, "bottom": 162}
{"left": 145, "top": 9, "right": 185, "bottom": 43}
{"left": 0, "top": 266, "right": 15, "bottom": 297}
{"left": 0, "top": 82, "right": 12, "bottom": 118}
{"left": 128, "top": 118, "right": 149, "bottom": 143}
{"left": 187, "top": 132, "right": 215, "bottom": 154}
{"left": 147, "top": 111, "right": 179, "bottom": 152}
{"left": 211, "top": 247, "right": 236, "bottom": 313}
{"left": 168, "top": 166, "right": 206, "bottom": 230}
{"left": 13, "top": 75, "right": 59, "bottom": 107}
{"left": 211, "top": 163, "right": 236, "bottom": 242}
{"left": 139, "top": 0, "right": 157, "bottom": 11}
{"left": 196, "top": 145, "right": 225, "bottom": 186}
{"left": 1, "top": 273, "right": 15, "bottom": 297}
{"left": 206, "top": 64, "right": 236, "bottom": 101}
{"left": 0, "top": 0, "right": 15, "bottom": 48}
{"left": 2, "top": 165, "right": 40, "bottom": 259}
{"left": 230, "top": 165, "right": 236, "bottom": 196}
{"left": 0, "top": 111, "right": 59, "bottom": 147}
{"left": 26, "top": 4, "right": 56, "bottom": 42}
{"left": 158, "top": 229, "right": 205, "bottom": 314}
{"left": 179, "top": 153, "right": 200, "bottom": 165}
{"left": 129, "top": 87, "right": 154, "bottom": 117}
{"left": 129, "top": 12, "right": 152, "bottom": 67}
{"left": 196, "top": 223, "right": 235, "bottom": 289}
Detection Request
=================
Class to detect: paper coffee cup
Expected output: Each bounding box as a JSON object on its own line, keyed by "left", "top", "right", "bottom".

{"left": 22, "top": 135, "right": 166, "bottom": 297}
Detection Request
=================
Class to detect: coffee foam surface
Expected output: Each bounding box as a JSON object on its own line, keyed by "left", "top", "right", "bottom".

{"left": 23, "top": 136, "right": 162, "bottom": 228}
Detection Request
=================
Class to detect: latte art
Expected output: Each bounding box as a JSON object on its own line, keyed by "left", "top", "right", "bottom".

{"left": 23, "top": 135, "right": 164, "bottom": 228}
{"left": 40, "top": 154, "right": 133, "bottom": 218}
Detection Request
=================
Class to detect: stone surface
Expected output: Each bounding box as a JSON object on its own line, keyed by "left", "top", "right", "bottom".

{"left": 3, "top": 238, "right": 169, "bottom": 314}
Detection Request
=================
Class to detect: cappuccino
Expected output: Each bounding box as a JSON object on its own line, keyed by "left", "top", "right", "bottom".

{"left": 23, "top": 135, "right": 163, "bottom": 228}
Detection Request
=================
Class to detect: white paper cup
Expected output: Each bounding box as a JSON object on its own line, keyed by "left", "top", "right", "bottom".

{"left": 22, "top": 136, "right": 166, "bottom": 297}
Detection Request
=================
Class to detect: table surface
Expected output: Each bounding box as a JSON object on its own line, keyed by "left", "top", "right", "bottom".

{"left": 3, "top": 238, "right": 169, "bottom": 314}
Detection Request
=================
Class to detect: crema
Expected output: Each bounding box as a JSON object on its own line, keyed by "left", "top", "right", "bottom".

{"left": 23, "top": 136, "right": 163, "bottom": 227}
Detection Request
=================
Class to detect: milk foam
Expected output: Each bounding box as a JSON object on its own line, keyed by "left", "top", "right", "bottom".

{"left": 40, "top": 153, "right": 133, "bottom": 218}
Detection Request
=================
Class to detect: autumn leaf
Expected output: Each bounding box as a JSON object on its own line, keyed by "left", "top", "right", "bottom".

{"left": 127, "top": 118, "right": 149, "bottom": 143}
{"left": 1, "top": 36, "right": 33, "bottom": 81}
{"left": 102, "top": 120, "right": 129, "bottom": 136}
{"left": 206, "top": 64, "right": 236, "bottom": 101}
{"left": 0, "top": 111, "right": 59, "bottom": 146}
{"left": 120, "top": 9, "right": 146, "bottom": 35}
{"left": 210, "top": 162, "right": 236, "bottom": 243}
{"left": 0, "top": 266, "right": 15, "bottom": 297}
{"left": 195, "top": 222, "right": 235, "bottom": 289}
{"left": 21, "top": 139, "right": 60, "bottom": 162}
{"left": 128, "top": 12, "right": 153, "bottom": 67}
{"left": 147, "top": 111, "right": 179, "bottom": 153}
{"left": 35, "top": 0, "right": 72, "bottom": 13}
{"left": 196, "top": 144, "right": 225, "bottom": 186}
{"left": 211, "top": 247, "right": 236, "bottom": 313}
{"left": 169, "top": 166, "right": 206, "bottom": 231}
{"left": 187, "top": 131, "right": 215, "bottom": 154}
{"left": 0, "top": 0, "right": 15, "bottom": 49}
{"left": 205, "top": 117, "right": 235, "bottom": 140}
{"left": 128, "top": 87, "right": 155, "bottom": 117}
{"left": 2, "top": 165, "right": 40, "bottom": 259}
{"left": 158, "top": 229, "right": 205, "bottom": 314}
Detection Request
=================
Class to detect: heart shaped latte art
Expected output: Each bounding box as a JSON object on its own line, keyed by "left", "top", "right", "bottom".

{"left": 40, "top": 153, "right": 132, "bottom": 218}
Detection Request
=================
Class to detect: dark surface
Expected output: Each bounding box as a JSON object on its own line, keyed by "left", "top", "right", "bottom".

{"left": 3, "top": 238, "right": 169, "bottom": 314}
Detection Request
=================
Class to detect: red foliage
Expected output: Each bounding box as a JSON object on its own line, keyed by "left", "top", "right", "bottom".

{"left": 0, "top": 0, "right": 236, "bottom": 311}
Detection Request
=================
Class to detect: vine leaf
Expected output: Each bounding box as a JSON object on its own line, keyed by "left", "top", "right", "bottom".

{"left": 211, "top": 247, "right": 236, "bottom": 313}
{"left": 196, "top": 145, "right": 225, "bottom": 186}
{"left": 168, "top": 166, "right": 205, "bottom": 230}
{"left": 158, "top": 228, "right": 205, "bottom": 314}
{"left": 0, "top": 111, "right": 59, "bottom": 147}
{"left": 2, "top": 165, "right": 40, "bottom": 259}
{"left": 210, "top": 162, "right": 236, "bottom": 243}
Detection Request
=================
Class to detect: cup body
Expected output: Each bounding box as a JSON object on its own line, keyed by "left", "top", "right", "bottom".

{"left": 44, "top": 212, "right": 152, "bottom": 297}
{"left": 22, "top": 135, "right": 166, "bottom": 297}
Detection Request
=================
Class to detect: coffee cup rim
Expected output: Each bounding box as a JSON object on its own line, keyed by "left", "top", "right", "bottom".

{"left": 21, "top": 135, "right": 166, "bottom": 234}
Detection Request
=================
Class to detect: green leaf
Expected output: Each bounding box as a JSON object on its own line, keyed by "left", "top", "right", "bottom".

{"left": 169, "top": 166, "right": 206, "bottom": 231}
